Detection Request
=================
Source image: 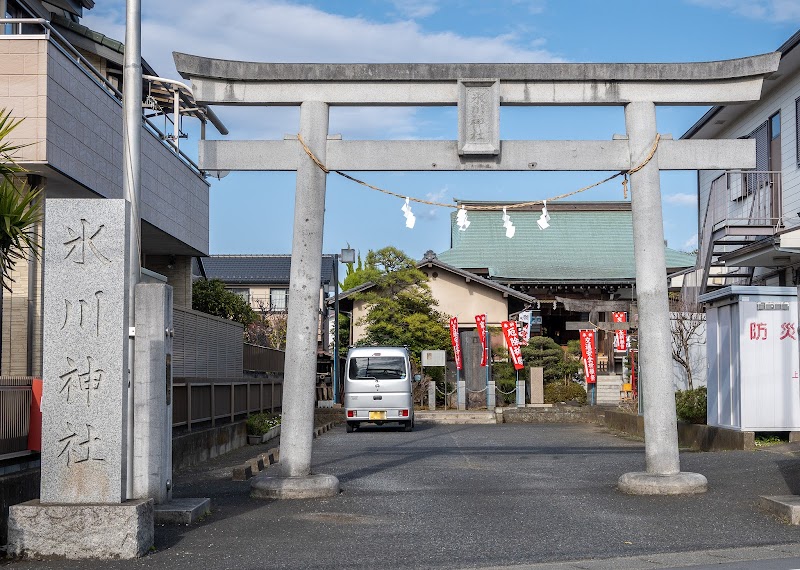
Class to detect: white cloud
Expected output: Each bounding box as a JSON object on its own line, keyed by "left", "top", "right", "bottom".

{"left": 391, "top": 0, "right": 439, "bottom": 18}
{"left": 664, "top": 193, "right": 697, "bottom": 206}
{"left": 82, "top": 1, "right": 563, "bottom": 140}
{"left": 416, "top": 186, "right": 450, "bottom": 220}
{"left": 685, "top": 0, "right": 800, "bottom": 23}
{"left": 682, "top": 234, "right": 699, "bottom": 251}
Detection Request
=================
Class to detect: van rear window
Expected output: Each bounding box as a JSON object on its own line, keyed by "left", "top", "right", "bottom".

{"left": 349, "top": 357, "right": 407, "bottom": 380}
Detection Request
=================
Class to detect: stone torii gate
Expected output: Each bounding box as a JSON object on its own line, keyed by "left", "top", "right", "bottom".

{"left": 175, "top": 52, "right": 779, "bottom": 497}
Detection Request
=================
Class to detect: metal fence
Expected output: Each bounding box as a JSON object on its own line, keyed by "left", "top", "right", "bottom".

{"left": 0, "top": 376, "right": 33, "bottom": 459}
{"left": 173, "top": 307, "right": 243, "bottom": 378}
{"left": 172, "top": 375, "right": 283, "bottom": 431}
{"left": 243, "top": 343, "right": 286, "bottom": 373}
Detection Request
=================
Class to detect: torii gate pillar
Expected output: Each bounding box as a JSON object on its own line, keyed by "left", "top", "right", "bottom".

{"left": 619, "top": 101, "right": 706, "bottom": 494}
{"left": 250, "top": 101, "right": 340, "bottom": 499}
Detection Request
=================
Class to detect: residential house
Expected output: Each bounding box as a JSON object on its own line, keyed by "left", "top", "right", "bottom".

{"left": 0, "top": 0, "right": 227, "bottom": 377}
{"left": 198, "top": 254, "right": 336, "bottom": 352}
{"left": 682, "top": 30, "right": 800, "bottom": 297}
{"left": 336, "top": 250, "right": 536, "bottom": 346}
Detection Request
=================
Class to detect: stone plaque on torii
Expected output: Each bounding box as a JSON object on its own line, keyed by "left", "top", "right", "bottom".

{"left": 175, "top": 52, "right": 780, "bottom": 496}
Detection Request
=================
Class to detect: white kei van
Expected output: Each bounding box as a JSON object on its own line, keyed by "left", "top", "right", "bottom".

{"left": 344, "top": 346, "right": 415, "bottom": 432}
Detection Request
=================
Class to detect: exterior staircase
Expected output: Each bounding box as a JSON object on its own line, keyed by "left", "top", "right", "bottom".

{"left": 681, "top": 170, "right": 781, "bottom": 305}
{"left": 595, "top": 375, "right": 623, "bottom": 406}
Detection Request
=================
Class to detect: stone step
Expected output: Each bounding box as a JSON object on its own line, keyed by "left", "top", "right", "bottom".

{"left": 415, "top": 411, "right": 497, "bottom": 424}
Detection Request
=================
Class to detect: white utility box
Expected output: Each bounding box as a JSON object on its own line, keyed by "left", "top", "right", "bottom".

{"left": 699, "top": 286, "right": 799, "bottom": 431}
{"left": 700, "top": 286, "right": 800, "bottom": 431}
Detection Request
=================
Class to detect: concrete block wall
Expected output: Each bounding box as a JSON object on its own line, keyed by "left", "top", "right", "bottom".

{"left": 144, "top": 255, "right": 193, "bottom": 308}
{"left": 1, "top": 260, "right": 30, "bottom": 376}
{"left": 0, "top": 39, "right": 47, "bottom": 163}
{"left": 43, "top": 42, "right": 210, "bottom": 254}
{"left": 0, "top": 37, "right": 209, "bottom": 256}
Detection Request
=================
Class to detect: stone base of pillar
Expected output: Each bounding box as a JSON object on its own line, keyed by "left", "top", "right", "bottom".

{"left": 250, "top": 473, "right": 339, "bottom": 500}
{"left": 6, "top": 499, "right": 154, "bottom": 559}
{"left": 618, "top": 471, "right": 707, "bottom": 495}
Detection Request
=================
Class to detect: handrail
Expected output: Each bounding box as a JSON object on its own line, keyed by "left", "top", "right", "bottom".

{"left": 0, "top": 18, "right": 206, "bottom": 177}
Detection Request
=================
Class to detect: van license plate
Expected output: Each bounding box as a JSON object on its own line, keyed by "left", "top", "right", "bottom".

{"left": 369, "top": 411, "right": 386, "bottom": 420}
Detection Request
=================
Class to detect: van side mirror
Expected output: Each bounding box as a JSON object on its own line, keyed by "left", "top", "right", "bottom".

{"left": 414, "top": 374, "right": 422, "bottom": 382}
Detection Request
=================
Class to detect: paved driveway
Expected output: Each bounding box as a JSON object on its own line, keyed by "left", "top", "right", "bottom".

{"left": 6, "top": 423, "right": 800, "bottom": 569}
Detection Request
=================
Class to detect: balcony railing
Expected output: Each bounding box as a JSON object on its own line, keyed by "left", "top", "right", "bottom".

{"left": 683, "top": 170, "right": 782, "bottom": 304}
{"left": 705, "top": 171, "right": 782, "bottom": 232}
{"left": 0, "top": 18, "right": 204, "bottom": 176}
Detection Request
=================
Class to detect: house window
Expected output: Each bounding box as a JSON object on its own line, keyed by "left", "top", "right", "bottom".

{"left": 270, "top": 288, "right": 289, "bottom": 312}
{"left": 227, "top": 288, "right": 250, "bottom": 304}
{"left": 795, "top": 97, "right": 800, "bottom": 166}
{"left": 771, "top": 112, "right": 781, "bottom": 140}
{"left": 741, "top": 120, "right": 769, "bottom": 197}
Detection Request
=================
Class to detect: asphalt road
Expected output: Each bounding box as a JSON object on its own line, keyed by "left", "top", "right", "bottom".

{"left": 5, "top": 422, "right": 800, "bottom": 569}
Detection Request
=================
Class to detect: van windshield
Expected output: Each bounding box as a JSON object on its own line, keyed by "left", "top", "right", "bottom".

{"left": 349, "top": 356, "right": 407, "bottom": 380}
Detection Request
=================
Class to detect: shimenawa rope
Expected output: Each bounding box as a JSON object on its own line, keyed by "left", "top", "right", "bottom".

{"left": 296, "top": 133, "right": 661, "bottom": 211}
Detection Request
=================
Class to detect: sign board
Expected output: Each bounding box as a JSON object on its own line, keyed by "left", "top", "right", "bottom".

{"left": 422, "top": 350, "right": 446, "bottom": 367}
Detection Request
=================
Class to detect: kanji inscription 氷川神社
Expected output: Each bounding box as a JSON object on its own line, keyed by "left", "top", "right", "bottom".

{"left": 41, "top": 200, "right": 130, "bottom": 504}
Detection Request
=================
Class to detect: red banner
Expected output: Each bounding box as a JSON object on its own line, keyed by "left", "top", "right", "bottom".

{"left": 612, "top": 311, "right": 627, "bottom": 352}
{"left": 475, "top": 314, "right": 487, "bottom": 367}
{"left": 502, "top": 321, "right": 525, "bottom": 370}
{"left": 580, "top": 330, "right": 597, "bottom": 384}
{"left": 449, "top": 316, "right": 462, "bottom": 370}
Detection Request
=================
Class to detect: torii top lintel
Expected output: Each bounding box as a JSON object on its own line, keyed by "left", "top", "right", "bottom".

{"left": 173, "top": 51, "right": 780, "bottom": 106}
{"left": 174, "top": 51, "right": 780, "bottom": 172}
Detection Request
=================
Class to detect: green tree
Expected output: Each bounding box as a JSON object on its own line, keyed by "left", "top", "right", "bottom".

{"left": 521, "top": 336, "right": 566, "bottom": 383}
{"left": 355, "top": 246, "right": 450, "bottom": 364}
{"left": 192, "top": 278, "right": 256, "bottom": 326}
{"left": 341, "top": 250, "right": 380, "bottom": 291}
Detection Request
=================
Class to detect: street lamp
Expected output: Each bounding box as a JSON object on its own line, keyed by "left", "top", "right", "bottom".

{"left": 333, "top": 248, "right": 355, "bottom": 404}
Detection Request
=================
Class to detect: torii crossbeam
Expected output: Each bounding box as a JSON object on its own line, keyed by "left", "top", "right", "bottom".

{"left": 175, "top": 52, "right": 780, "bottom": 497}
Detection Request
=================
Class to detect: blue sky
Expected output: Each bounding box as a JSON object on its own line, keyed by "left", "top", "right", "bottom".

{"left": 83, "top": 1, "right": 800, "bottom": 260}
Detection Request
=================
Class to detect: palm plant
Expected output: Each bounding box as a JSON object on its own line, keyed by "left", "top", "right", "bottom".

{"left": 0, "top": 108, "right": 41, "bottom": 291}
{"left": 0, "top": 110, "right": 28, "bottom": 182}
{"left": 0, "top": 179, "right": 42, "bottom": 290}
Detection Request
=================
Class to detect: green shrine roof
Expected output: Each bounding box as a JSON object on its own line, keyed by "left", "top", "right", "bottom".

{"left": 437, "top": 201, "right": 696, "bottom": 283}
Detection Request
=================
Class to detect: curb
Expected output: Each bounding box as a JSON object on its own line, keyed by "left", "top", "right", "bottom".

{"left": 232, "top": 422, "right": 334, "bottom": 480}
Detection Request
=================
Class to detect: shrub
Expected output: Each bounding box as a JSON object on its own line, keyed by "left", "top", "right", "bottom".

{"left": 492, "top": 362, "right": 517, "bottom": 405}
{"left": 544, "top": 382, "right": 587, "bottom": 405}
{"left": 246, "top": 412, "right": 281, "bottom": 436}
{"left": 675, "top": 387, "right": 707, "bottom": 424}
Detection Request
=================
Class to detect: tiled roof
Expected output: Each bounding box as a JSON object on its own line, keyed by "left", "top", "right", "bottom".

{"left": 200, "top": 255, "right": 335, "bottom": 285}
{"left": 438, "top": 202, "right": 696, "bottom": 282}
{"left": 333, "top": 255, "right": 536, "bottom": 304}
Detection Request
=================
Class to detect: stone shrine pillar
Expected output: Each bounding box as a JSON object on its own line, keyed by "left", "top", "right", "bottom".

{"left": 460, "top": 331, "right": 485, "bottom": 409}
{"left": 530, "top": 367, "right": 545, "bottom": 405}
{"left": 7, "top": 199, "right": 153, "bottom": 559}
{"left": 618, "top": 103, "right": 707, "bottom": 495}
{"left": 250, "top": 101, "right": 339, "bottom": 499}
